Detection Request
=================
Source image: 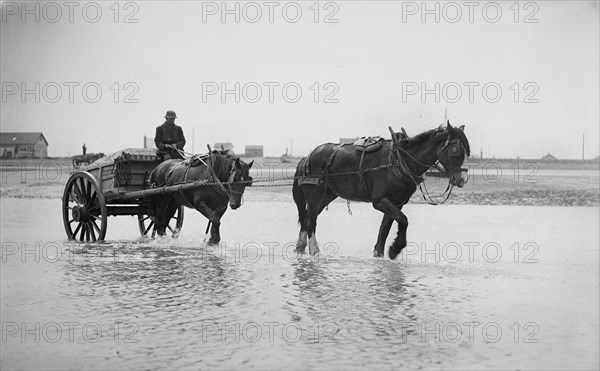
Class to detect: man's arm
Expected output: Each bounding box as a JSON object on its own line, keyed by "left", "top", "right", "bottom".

{"left": 154, "top": 127, "right": 167, "bottom": 150}
{"left": 176, "top": 126, "right": 186, "bottom": 149}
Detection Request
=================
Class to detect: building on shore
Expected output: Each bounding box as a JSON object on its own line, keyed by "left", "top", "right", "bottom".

{"left": 0, "top": 132, "right": 48, "bottom": 158}
{"left": 245, "top": 145, "right": 264, "bottom": 158}
{"left": 541, "top": 153, "right": 558, "bottom": 161}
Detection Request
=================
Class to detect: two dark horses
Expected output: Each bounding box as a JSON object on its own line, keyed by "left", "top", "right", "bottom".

{"left": 148, "top": 123, "right": 470, "bottom": 259}
{"left": 150, "top": 152, "right": 253, "bottom": 244}
{"left": 293, "top": 123, "right": 470, "bottom": 259}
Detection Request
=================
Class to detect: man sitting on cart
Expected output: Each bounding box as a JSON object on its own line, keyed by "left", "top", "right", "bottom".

{"left": 155, "top": 110, "right": 186, "bottom": 160}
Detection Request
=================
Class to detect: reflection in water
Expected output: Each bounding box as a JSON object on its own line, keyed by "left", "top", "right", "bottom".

{"left": 289, "top": 258, "right": 418, "bottom": 357}
{"left": 63, "top": 243, "right": 239, "bottom": 319}
{"left": 2, "top": 197, "right": 599, "bottom": 370}
{"left": 55, "top": 242, "right": 253, "bottom": 369}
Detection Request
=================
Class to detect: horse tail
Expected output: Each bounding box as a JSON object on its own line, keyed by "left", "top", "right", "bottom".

{"left": 293, "top": 159, "right": 307, "bottom": 226}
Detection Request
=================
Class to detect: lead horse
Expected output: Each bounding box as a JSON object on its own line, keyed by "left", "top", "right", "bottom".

{"left": 293, "top": 122, "right": 470, "bottom": 259}
{"left": 150, "top": 152, "right": 253, "bottom": 244}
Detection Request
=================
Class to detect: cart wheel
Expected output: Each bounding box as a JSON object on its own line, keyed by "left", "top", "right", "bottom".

{"left": 138, "top": 206, "right": 184, "bottom": 238}
{"left": 62, "top": 171, "right": 107, "bottom": 242}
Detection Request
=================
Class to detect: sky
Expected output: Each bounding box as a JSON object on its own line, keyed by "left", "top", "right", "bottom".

{"left": 1, "top": 0, "right": 599, "bottom": 159}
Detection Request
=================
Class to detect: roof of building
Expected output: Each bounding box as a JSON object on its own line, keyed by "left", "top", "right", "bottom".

{"left": 0, "top": 132, "right": 48, "bottom": 146}
{"left": 541, "top": 153, "right": 558, "bottom": 161}
{"left": 245, "top": 145, "right": 264, "bottom": 149}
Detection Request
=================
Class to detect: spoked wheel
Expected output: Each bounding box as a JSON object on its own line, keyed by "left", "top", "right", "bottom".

{"left": 138, "top": 206, "right": 184, "bottom": 238}
{"left": 62, "top": 171, "right": 107, "bottom": 242}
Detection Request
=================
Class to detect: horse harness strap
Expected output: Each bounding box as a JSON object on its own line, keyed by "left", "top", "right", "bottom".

{"left": 320, "top": 143, "right": 346, "bottom": 186}
{"left": 418, "top": 180, "right": 454, "bottom": 206}
{"left": 357, "top": 150, "right": 370, "bottom": 199}
{"left": 320, "top": 142, "right": 378, "bottom": 199}
{"left": 390, "top": 143, "right": 424, "bottom": 186}
{"left": 391, "top": 138, "right": 457, "bottom": 205}
{"left": 161, "top": 157, "right": 232, "bottom": 199}
{"left": 180, "top": 157, "right": 200, "bottom": 199}
{"left": 436, "top": 133, "right": 464, "bottom": 159}
{"left": 389, "top": 141, "right": 454, "bottom": 205}
{"left": 209, "top": 160, "right": 233, "bottom": 198}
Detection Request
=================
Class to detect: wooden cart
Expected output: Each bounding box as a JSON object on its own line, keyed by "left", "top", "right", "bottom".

{"left": 61, "top": 148, "right": 188, "bottom": 242}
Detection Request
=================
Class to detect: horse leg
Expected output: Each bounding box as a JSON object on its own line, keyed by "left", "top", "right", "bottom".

{"left": 373, "top": 198, "right": 408, "bottom": 260}
{"left": 193, "top": 198, "right": 221, "bottom": 245}
{"left": 209, "top": 207, "right": 227, "bottom": 245}
{"left": 305, "top": 189, "right": 337, "bottom": 256}
{"left": 152, "top": 196, "right": 170, "bottom": 237}
{"left": 373, "top": 214, "right": 394, "bottom": 258}
{"left": 390, "top": 213, "right": 409, "bottom": 260}
{"left": 293, "top": 181, "right": 308, "bottom": 253}
{"left": 163, "top": 200, "right": 179, "bottom": 237}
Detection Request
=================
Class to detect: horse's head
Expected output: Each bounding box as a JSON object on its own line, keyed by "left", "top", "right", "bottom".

{"left": 227, "top": 158, "right": 254, "bottom": 210}
{"left": 434, "top": 122, "right": 470, "bottom": 188}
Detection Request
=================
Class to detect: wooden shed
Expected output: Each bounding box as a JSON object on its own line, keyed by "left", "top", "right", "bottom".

{"left": 0, "top": 132, "right": 48, "bottom": 158}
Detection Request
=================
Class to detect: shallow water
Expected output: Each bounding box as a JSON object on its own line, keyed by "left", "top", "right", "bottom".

{"left": 1, "top": 198, "right": 599, "bottom": 370}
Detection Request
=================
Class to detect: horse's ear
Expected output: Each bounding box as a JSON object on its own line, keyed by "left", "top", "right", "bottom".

{"left": 459, "top": 125, "right": 465, "bottom": 131}
{"left": 248, "top": 160, "right": 254, "bottom": 169}
{"left": 447, "top": 120, "right": 453, "bottom": 130}
{"left": 235, "top": 158, "right": 241, "bottom": 168}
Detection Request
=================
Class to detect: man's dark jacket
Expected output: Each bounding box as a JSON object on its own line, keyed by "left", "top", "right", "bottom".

{"left": 154, "top": 122, "right": 186, "bottom": 151}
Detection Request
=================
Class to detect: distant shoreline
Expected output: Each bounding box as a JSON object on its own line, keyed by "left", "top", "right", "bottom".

{"left": 1, "top": 155, "right": 598, "bottom": 207}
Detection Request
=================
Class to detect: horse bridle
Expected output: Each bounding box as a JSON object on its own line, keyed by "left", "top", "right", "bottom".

{"left": 395, "top": 131, "right": 467, "bottom": 179}
{"left": 393, "top": 131, "right": 468, "bottom": 205}
{"left": 225, "top": 163, "right": 252, "bottom": 197}
{"left": 435, "top": 135, "right": 469, "bottom": 176}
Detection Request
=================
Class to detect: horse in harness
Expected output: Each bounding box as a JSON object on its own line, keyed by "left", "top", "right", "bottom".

{"left": 293, "top": 122, "right": 470, "bottom": 259}
{"left": 150, "top": 151, "right": 254, "bottom": 244}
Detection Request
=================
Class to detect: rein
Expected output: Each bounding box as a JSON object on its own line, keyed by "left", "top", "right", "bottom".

{"left": 159, "top": 150, "right": 243, "bottom": 199}
{"left": 390, "top": 130, "right": 456, "bottom": 206}
{"left": 209, "top": 155, "right": 238, "bottom": 199}
{"left": 175, "top": 146, "right": 247, "bottom": 199}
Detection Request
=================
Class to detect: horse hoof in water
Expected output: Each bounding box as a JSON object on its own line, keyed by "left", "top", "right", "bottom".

{"left": 373, "top": 250, "right": 384, "bottom": 258}
{"left": 295, "top": 242, "right": 307, "bottom": 254}
{"left": 207, "top": 238, "right": 220, "bottom": 246}
{"left": 388, "top": 250, "right": 400, "bottom": 260}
